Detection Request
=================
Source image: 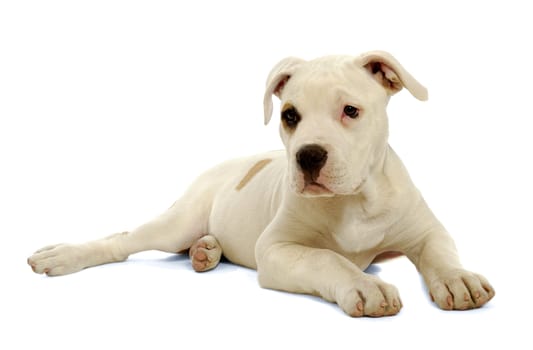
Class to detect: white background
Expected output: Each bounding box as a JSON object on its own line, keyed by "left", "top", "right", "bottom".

{"left": 1, "top": 0, "right": 531, "bottom": 348}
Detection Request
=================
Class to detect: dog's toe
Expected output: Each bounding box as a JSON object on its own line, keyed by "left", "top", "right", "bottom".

{"left": 27, "top": 243, "right": 86, "bottom": 276}
{"left": 189, "top": 235, "right": 222, "bottom": 272}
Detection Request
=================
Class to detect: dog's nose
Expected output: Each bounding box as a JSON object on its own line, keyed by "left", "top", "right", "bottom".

{"left": 296, "top": 144, "right": 328, "bottom": 178}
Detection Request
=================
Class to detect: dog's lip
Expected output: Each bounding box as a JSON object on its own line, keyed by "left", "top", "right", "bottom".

{"left": 301, "top": 181, "right": 333, "bottom": 195}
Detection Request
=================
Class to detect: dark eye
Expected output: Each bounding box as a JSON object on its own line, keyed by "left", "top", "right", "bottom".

{"left": 281, "top": 106, "right": 301, "bottom": 129}
{"left": 343, "top": 105, "right": 359, "bottom": 119}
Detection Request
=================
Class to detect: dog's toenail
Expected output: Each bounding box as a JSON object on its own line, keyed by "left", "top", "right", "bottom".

{"left": 356, "top": 301, "right": 363, "bottom": 311}
{"left": 446, "top": 295, "right": 453, "bottom": 307}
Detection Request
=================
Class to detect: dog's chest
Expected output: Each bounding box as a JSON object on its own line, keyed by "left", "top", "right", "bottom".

{"left": 330, "top": 207, "right": 391, "bottom": 254}
{"left": 332, "top": 220, "right": 385, "bottom": 253}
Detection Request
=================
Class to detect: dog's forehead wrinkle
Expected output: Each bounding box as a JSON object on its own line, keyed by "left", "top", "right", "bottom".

{"left": 284, "top": 64, "right": 379, "bottom": 113}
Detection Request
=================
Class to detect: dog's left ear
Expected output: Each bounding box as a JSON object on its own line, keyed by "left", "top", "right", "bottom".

{"left": 359, "top": 51, "right": 428, "bottom": 101}
{"left": 263, "top": 57, "right": 306, "bottom": 125}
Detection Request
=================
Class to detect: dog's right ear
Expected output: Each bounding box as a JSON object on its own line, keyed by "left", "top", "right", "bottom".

{"left": 263, "top": 57, "right": 306, "bottom": 125}
{"left": 359, "top": 51, "right": 428, "bottom": 101}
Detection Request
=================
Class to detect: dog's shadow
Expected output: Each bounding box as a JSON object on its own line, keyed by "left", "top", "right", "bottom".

{"left": 116, "top": 253, "right": 455, "bottom": 315}
{"left": 364, "top": 264, "right": 382, "bottom": 275}
{"left": 125, "top": 252, "right": 242, "bottom": 274}
{"left": 145, "top": 254, "right": 383, "bottom": 274}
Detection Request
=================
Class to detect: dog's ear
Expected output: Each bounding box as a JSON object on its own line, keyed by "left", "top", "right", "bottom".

{"left": 263, "top": 57, "right": 306, "bottom": 125}
{"left": 359, "top": 51, "right": 428, "bottom": 101}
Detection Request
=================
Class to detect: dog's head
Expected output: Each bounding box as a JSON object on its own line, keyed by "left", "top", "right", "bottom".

{"left": 264, "top": 51, "right": 427, "bottom": 197}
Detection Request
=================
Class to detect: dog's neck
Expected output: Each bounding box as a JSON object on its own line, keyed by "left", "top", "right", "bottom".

{"left": 354, "top": 144, "right": 419, "bottom": 220}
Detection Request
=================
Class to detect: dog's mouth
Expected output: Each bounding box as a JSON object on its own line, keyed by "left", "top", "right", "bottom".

{"left": 300, "top": 180, "right": 333, "bottom": 197}
{"left": 296, "top": 172, "right": 366, "bottom": 197}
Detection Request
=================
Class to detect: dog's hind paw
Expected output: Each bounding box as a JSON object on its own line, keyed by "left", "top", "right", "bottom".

{"left": 189, "top": 235, "right": 222, "bottom": 272}
{"left": 28, "top": 243, "right": 86, "bottom": 276}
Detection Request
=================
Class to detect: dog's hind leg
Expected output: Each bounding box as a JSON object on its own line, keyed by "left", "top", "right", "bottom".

{"left": 28, "top": 177, "right": 218, "bottom": 276}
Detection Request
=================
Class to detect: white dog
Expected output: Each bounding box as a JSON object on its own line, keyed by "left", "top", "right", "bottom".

{"left": 28, "top": 51, "right": 494, "bottom": 317}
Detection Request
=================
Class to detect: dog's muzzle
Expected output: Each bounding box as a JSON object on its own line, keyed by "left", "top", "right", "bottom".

{"left": 296, "top": 144, "right": 328, "bottom": 182}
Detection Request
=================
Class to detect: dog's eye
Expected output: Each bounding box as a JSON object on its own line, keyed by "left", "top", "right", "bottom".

{"left": 343, "top": 105, "right": 359, "bottom": 119}
{"left": 281, "top": 107, "right": 301, "bottom": 128}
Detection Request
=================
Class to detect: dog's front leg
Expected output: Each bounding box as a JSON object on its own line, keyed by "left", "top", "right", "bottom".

{"left": 255, "top": 224, "right": 401, "bottom": 317}
{"left": 405, "top": 224, "right": 495, "bottom": 310}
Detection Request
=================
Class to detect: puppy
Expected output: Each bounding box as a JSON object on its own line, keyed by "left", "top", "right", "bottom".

{"left": 28, "top": 51, "right": 494, "bottom": 317}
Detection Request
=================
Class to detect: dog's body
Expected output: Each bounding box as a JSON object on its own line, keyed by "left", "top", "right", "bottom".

{"left": 28, "top": 51, "right": 494, "bottom": 316}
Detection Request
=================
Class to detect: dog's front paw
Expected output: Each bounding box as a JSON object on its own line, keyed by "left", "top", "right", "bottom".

{"left": 337, "top": 275, "right": 402, "bottom": 317}
{"left": 429, "top": 269, "right": 495, "bottom": 310}
{"left": 28, "top": 244, "right": 86, "bottom": 276}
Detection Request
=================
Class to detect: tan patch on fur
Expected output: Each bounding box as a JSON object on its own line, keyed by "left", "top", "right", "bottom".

{"left": 236, "top": 159, "right": 273, "bottom": 190}
{"left": 281, "top": 102, "right": 294, "bottom": 112}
